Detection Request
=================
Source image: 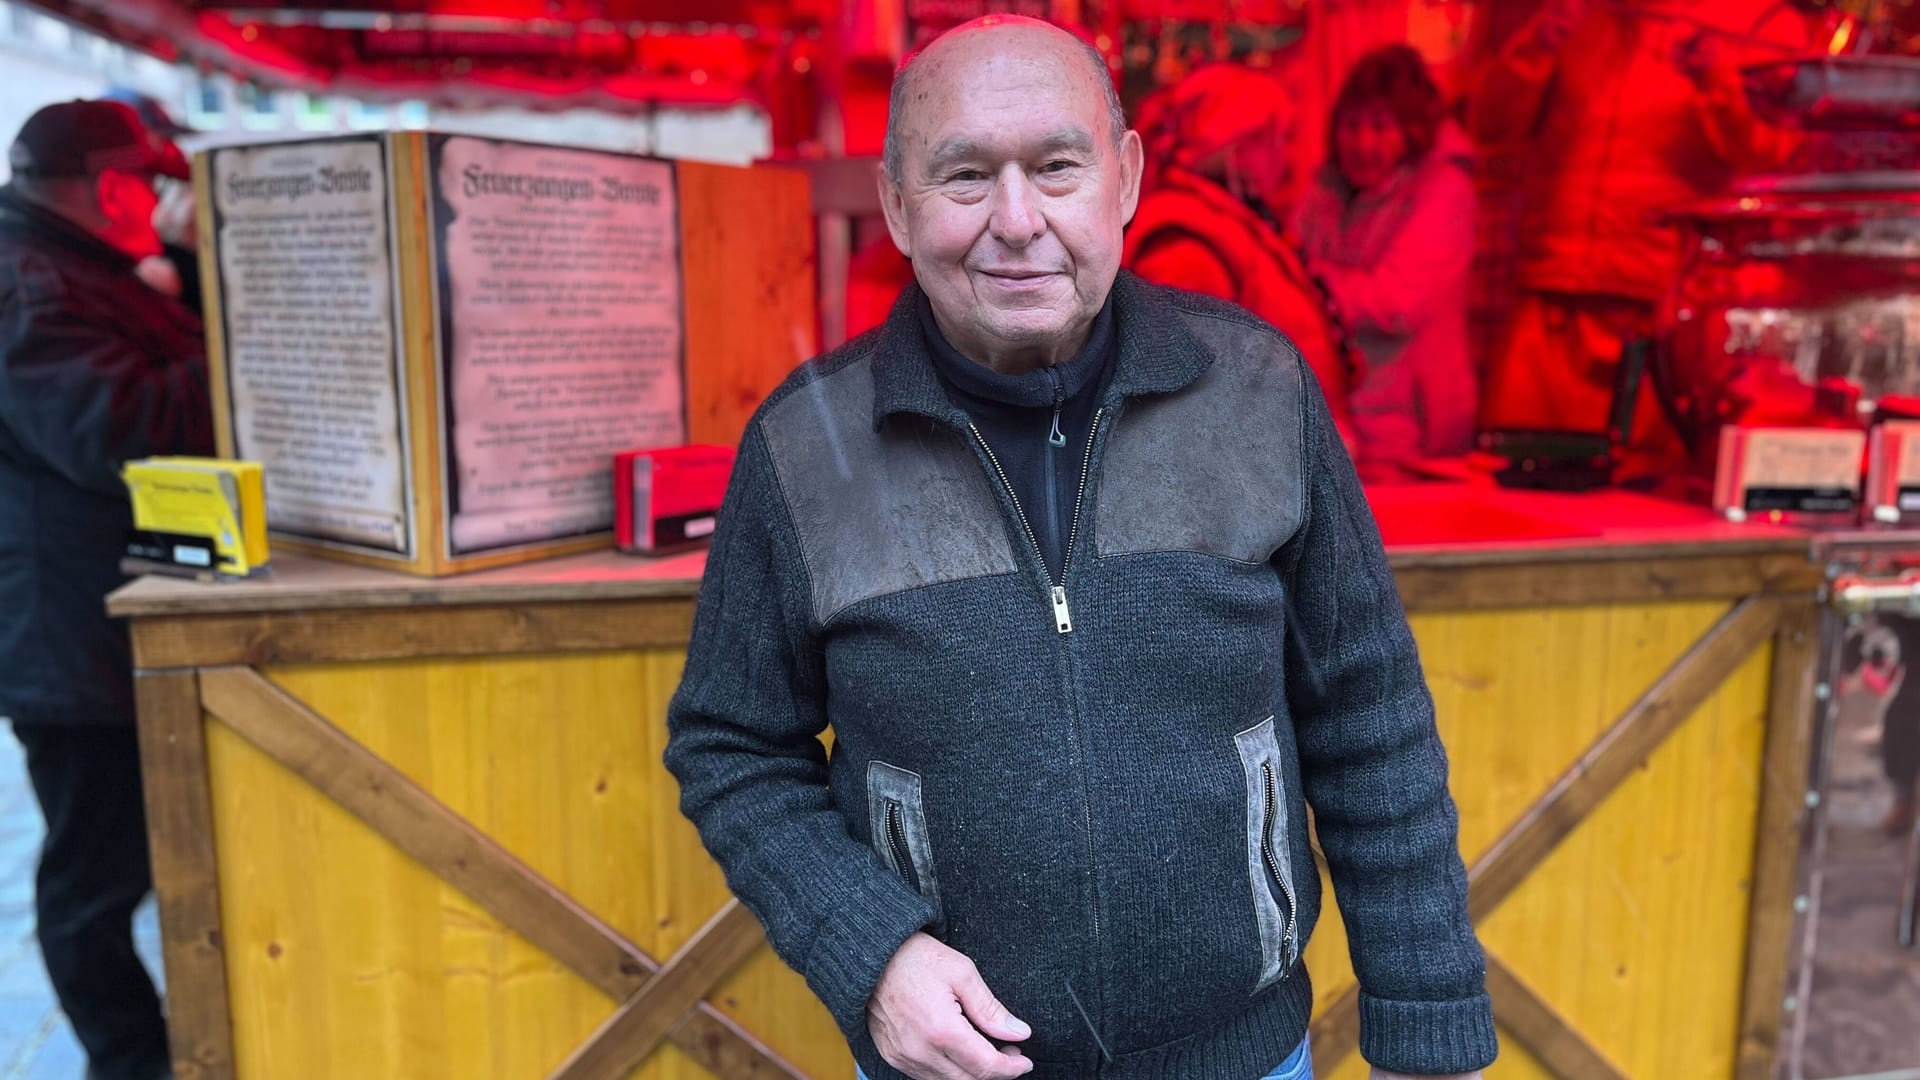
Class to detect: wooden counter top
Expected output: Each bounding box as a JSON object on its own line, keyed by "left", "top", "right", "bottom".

{"left": 1371, "top": 485, "right": 1811, "bottom": 567}
{"left": 108, "top": 547, "right": 710, "bottom": 617}
{"left": 108, "top": 485, "right": 1821, "bottom": 618}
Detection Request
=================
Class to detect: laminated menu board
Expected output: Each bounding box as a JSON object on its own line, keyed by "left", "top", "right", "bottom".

{"left": 196, "top": 132, "right": 816, "bottom": 576}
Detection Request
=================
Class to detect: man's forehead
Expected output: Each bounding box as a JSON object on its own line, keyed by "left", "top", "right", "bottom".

{"left": 916, "top": 29, "right": 1095, "bottom": 96}
{"left": 903, "top": 44, "right": 1106, "bottom": 150}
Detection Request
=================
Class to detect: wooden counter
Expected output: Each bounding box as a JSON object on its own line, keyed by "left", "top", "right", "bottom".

{"left": 111, "top": 486, "right": 1825, "bottom": 1080}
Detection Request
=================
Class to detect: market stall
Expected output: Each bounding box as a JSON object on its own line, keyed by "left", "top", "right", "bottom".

{"left": 14, "top": 0, "right": 1920, "bottom": 1076}
{"left": 108, "top": 486, "right": 1826, "bottom": 1080}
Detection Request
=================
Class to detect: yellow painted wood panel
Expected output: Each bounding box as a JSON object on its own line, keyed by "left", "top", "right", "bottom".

{"left": 206, "top": 718, "right": 611, "bottom": 1078}
{"left": 201, "top": 597, "right": 1776, "bottom": 1079}
{"left": 1477, "top": 647, "right": 1770, "bottom": 1078}
{"left": 1304, "top": 600, "right": 1771, "bottom": 1078}
{"left": 206, "top": 650, "right": 850, "bottom": 1080}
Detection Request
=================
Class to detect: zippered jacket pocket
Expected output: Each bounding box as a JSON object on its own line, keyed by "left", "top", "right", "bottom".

{"left": 1234, "top": 716, "right": 1300, "bottom": 992}
{"left": 867, "top": 761, "right": 944, "bottom": 932}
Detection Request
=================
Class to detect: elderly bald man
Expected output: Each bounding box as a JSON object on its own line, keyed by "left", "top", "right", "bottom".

{"left": 665, "top": 16, "right": 1494, "bottom": 1080}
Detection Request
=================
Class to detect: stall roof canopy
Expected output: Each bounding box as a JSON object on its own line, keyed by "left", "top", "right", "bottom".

{"left": 25, "top": 1, "right": 1319, "bottom": 110}
{"left": 22, "top": 0, "right": 842, "bottom": 108}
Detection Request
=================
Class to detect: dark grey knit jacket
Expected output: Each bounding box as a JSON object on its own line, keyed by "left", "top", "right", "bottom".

{"left": 664, "top": 272, "right": 1496, "bottom": 1079}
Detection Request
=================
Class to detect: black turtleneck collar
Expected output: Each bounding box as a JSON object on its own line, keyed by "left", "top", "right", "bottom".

{"left": 915, "top": 290, "right": 1115, "bottom": 411}
{"left": 913, "top": 291, "right": 1116, "bottom": 579}
{"left": 868, "top": 274, "right": 1214, "bottom": 431}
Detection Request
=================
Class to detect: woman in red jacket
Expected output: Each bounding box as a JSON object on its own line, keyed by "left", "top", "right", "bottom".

{"left": 1294, "top": 45, "right": 1478, "bottom": 480}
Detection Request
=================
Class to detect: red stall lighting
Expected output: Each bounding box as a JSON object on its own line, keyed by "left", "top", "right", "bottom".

{"left": 19, "top": 0, "right": 829, "bottom": 114}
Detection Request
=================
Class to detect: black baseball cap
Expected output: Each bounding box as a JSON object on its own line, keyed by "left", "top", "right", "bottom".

{"left": 103, "top": 87, "right": 192, "bottom": 139}
{"left": 7, "top": 99, "right": 190, "bottom": 182}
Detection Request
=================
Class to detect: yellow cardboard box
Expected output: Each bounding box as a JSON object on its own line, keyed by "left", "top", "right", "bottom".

{"left": 123, "top": 457, "right": 269, "bottom": 577}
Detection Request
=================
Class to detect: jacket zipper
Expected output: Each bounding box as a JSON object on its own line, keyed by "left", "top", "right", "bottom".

{"left": 884, "top": 800, "right": 920, "bottom": 894}
{"left": 970, "top": 406, "right": 1106, "bottom": 635}
{"left": 1043, "top": 369, "right": 1064, "bottom": 588}
{"left": 1046, "top": 367, "right": 1068, "bottom": 448}
{"left": 1261, "top": 762, "right": 1299, "bottom": 964}
{"left": 1060, "top": 408, "right": 1101, "bottom": 584}
{"left": 970, "top": 405, "right": 1114, "bottom": 1050}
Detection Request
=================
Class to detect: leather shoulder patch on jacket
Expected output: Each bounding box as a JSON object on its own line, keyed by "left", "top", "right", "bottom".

{"left": 1095, "top": 312, "right": 1306, "bottom": 563}
{"left": 760, "top": 359, "right": 1019, "bottom": 625}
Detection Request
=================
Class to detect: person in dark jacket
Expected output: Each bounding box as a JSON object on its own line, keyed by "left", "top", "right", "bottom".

{"left": 665, "top": 16, "right": 1493, "bottom": 1080}
{"left": 1, "top": 99, "right": 213, "bottom": 1080}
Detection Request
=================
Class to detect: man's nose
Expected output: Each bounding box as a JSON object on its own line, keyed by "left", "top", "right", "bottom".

{"left": 988, "top": 164, "right": 1046, "bottom": 249}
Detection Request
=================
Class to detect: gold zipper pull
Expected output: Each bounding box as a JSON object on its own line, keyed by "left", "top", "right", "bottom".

{"left": 1050, "top": 585, "right": 1073, "bottom": 634}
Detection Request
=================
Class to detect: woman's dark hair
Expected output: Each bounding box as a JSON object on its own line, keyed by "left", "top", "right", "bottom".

{"left": 1328, "top": 44, "right": 1445, "bottom": 168}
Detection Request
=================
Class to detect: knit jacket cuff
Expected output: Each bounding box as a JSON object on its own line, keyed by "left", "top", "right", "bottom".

{"left": 801, "top": 873, "right": 936, "bottom": 1038}
{"left": 1358, "top": 990, "right": 1499, "bottom": 1075}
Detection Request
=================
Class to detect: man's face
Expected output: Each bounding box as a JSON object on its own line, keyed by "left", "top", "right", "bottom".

{"left": 93, "top": 169, "right": 163, "bottom": 260}
{"left": 880, "top": 29, "right": 1143, "bottom": 369}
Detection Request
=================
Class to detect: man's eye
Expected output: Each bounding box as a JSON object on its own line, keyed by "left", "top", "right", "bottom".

{"left": 948, "top": 170, "right": 987, "bottom": 182}
{"left": 1040, "top": 160, "right": 1075, "bottom": 174}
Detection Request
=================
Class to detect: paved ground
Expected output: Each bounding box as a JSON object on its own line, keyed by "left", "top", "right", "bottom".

{"left": 0, "top": 728, "right": 162, "bottom": 1080}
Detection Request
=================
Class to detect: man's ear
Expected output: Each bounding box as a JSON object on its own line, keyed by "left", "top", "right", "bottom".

{"left": 877, "top": 164, "right": 912, "bottom": 260}
{"left": 94, "top": 170, "right": 140, "bottom": 219}
{"left": 1118, "top": 129, "right": 1145, "bottom": 226}
{"left": 91, "top": 171, "right": 121, "bottom": 217}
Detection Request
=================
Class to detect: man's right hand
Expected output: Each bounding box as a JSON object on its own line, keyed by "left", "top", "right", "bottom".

{"left": 867, "top": 932, "right": 1035, "bottom": 1080}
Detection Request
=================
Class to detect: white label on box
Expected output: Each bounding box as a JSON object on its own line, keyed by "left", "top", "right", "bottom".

{"left": 173, "top": 546, "right": 212, "bottom": 567}
{"left": 1717, "top": 426, "right": 1865, "bottom": 514}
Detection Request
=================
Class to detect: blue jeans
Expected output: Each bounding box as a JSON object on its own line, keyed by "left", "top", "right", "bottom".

{"left": 856, "top": 1037, "right": 1312, "bottom": 1080}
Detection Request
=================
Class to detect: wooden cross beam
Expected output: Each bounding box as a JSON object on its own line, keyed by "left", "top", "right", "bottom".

{"left": 1485, "top": 956, "right": 1628, "bottom": 1080}
{"left": 195, "top": 666, "right": 802, "bottom": 1080}
{"left": 548, "top": 901, "right": 771, "bottom": 1080}
{"left": 1309, "top": 596, "right": 1787, "bottom": 1075}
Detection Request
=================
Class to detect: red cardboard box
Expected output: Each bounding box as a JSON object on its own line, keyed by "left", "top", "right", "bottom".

{"left": 614, "top": 445, "right": 736, "bottom": 554}
{"left": 1868, "top": 420, "right": 1920, "bottom": 525}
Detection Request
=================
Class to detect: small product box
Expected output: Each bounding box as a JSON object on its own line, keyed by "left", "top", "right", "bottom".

{"left": 613, "top": 445, "right": 735, "bottom": 555}
{"left": 1867, "top": 420, "right": 1920, "bottom": 524}
{"left": 123, "top": 457, "right": 270, "bottom": 578}
{"left": 1713, "top": 425, "right": 1866, "bottom": 523}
